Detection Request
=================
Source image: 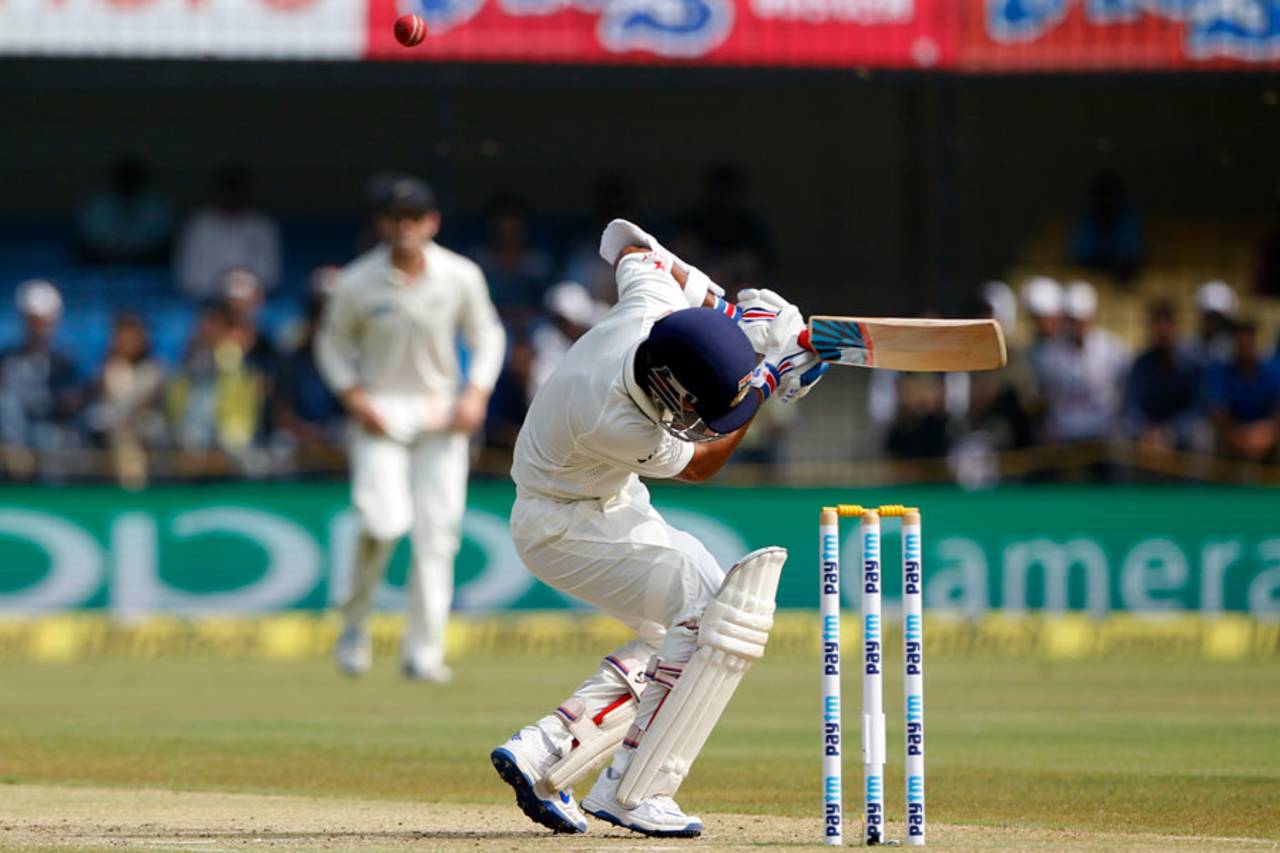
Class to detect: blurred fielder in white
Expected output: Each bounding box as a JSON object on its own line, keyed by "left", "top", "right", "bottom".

{"left": 490, "top": 219, "right": 825, "bottom": 836}
{"left": 317, "top": 174, "right": 505, "bottom": 682}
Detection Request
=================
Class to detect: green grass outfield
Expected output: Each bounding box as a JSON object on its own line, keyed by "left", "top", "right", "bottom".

{"left": 2, "top": 652, "right": 1278, "bottom": 849}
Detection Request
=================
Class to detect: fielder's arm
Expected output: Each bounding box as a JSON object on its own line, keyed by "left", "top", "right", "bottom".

{"left": 450, "top": 266, "right": 507, "bottom": 432}
{"left": 314, "top": 283, "right": 389, "bottom": 436}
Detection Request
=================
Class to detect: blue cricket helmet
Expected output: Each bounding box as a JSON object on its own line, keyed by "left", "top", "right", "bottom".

{"left": 643, "top": 307, "right": 760, "bottom": 441}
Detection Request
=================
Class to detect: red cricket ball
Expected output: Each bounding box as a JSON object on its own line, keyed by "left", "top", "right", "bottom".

{"left": 394, "top": 14, "right": 427, "bottom": 47}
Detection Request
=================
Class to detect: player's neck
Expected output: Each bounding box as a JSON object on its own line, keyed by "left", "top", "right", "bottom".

{"left": 389, "top": 244, "right": 426, "bottom": 278}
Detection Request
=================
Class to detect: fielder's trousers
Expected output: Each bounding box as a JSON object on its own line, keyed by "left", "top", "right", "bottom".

{"left": 341, "top": 426, "right": 469, "bottom": 670}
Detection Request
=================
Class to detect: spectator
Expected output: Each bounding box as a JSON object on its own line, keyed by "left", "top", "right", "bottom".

{"left": 952, "top": 286, "right": 1036, "bottom": 486}
{"left": 1207, "top": 320, "right": 1280, "bottom": 462}
{"left": 884, "top": 373, "right": 953, "bottom": 460}
{"left": 682, "top": 165, "right": 771, "bottom": 260}
{"left": 485, "top": 336, "right": 535, "bottom": 451}
{"left": 675, "top": 164, "right": 772, "bottom": 286}
{"left": 1021, "top": 275, "right": 1064, "bottom": 392}
{"left": 873, "top": 306, "right": 962, "bottom": 460}
{"left": 0, "top": 281, "right": 81, "bottom": 455}
{"left": 1122, "top": 301, "right": 1203, "bottom": 451}
{"left": 165, "top": 300, "right": 264, "bottom": 453}
{"left": 971, "top": 284, "right": 1036, "bottom": 440}
{"left": 472, "top": 194, "right": 553, "bottom": 330}
{"left": 1037, "top": 281, "right": 1130, "bottom": 444}
{"left": 174, "top": 166, "right": 282, "bottom": 299}
{"left": 1255, "top": 185, "right": 1280, "bottom": 297}
{"left": 733, "top": 395, "right": 796, "bottom": 470}
{"left": 561, "top": 174, "right": 636, "bottom": 307}
{"left": 870, "top": 368, "right": 968, "bottom": 434}
{"left": 529, "top": 281, "right": 601, "bottom": 398}
{"left": 77, "top": 156, "right": 174, "bottom": 265}
{"left": 272, "top": 267, "right": 345, "bottom": 450}
{"left": 1188, "top": 280, "right": 1238, "bottom": 366}
{"left": 86, "top": 313, "right": 166, "bottom": 488}
{"left": 1070, "top": 170, "right": 1144, "bottom": 281}
{"left": 981, "top": 279, "right": 1018, "bottom": 340}
{"left": 871, "top": 307, "right": 970, "bottom": 443}
{"left": 221, "top": 268, "right": 280, "bottom": 379}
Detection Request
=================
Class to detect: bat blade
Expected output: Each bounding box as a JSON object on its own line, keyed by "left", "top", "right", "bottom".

{"left": 803, "top": 316, "right": 1007, "bottom": 372}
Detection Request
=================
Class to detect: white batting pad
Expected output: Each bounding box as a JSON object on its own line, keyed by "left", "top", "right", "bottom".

{"left": 546, "top": 701, "right": 634, "bottom": 792}
{"left": 616, "top": 546, "right": 788, "bottom": 808}
{"left": 546, "top": 653, "right": 647, "bottom": 792}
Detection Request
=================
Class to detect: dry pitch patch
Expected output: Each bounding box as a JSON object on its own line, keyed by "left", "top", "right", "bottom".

{"left": 1, "top": 786, "right": 1275, "bottom": 853}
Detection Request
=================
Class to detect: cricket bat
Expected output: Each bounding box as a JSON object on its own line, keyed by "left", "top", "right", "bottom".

{"left": 798, "top": 316, "right": 1007, "bottom": 372}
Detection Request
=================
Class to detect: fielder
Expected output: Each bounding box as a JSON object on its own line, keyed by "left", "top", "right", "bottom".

{"left": 317, "top": 174, "right": 505, "bottom": 682}
{"left": 491, "top": 219, "right": 825, "bottom": 836}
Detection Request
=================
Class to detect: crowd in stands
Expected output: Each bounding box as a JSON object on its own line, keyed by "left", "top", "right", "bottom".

{"left": 3, "top": 161, "right": 1279, "bottom": 486}
{"left": 0, "top": 163, "right": 788, "bottom": 486}
{"left": 880, "top": 277, "right": 1280, "bottom": 485}
{"left": 874, "top": 172, "right": 1280, "bottom": 483}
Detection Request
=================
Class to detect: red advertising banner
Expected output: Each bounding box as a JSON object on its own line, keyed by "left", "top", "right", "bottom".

{"left": 367, "top": 0, "right": 954, "bottom": 67}
{"left": 1, "top": 0, "right": 1276, "bottom": 69}
{"left": 959, "top": 1, "right": 1280, "bottom": 72}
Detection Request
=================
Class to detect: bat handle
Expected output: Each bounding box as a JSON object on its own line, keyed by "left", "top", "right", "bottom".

{"left": 797, "top": 327, "right": 814, "bottom": 353}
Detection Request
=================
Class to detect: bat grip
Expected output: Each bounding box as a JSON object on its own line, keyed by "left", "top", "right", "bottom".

{"left": 797, "top": 327, "right": 814, "bottom": 353}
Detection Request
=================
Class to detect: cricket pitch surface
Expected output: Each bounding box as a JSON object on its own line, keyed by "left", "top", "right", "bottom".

{"left": 3, "top": 784, "right": 1276, "bottom": 852}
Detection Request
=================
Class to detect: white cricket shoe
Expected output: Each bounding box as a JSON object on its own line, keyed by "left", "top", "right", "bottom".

{"left": 582, "top": 764, "right": 703, "bottom": 838}
{"left": 402, "top": 660, "right": 453, "bottom": 683}
{"left": 490, "top": 727, "right": 588, "bottom": 834}
{"left": 334, "top": 624, "right": 371, "bottom": 676}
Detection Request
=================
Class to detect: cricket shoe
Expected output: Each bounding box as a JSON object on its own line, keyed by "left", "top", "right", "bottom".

{"left": 334, "top": 624, "right": 371, "bottom": 677}
{"left": 581, "top": 765, "right": 703, "bottom": 838}
{"left": 402, "top": 661, "right": 453, "bottom": 683}
{"left": 490, "top": 728, "right": 588, "bottom": 834}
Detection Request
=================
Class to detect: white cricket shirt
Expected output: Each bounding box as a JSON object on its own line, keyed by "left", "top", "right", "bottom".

{"left": 316, "top": 241, "right": 506, "bottom": 403}
{"left": 511, "top": 251, "right": 695, "bottom": 502}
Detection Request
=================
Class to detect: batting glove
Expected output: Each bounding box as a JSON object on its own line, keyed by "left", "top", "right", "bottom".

{"left": 750, "top": 304, "right": 828, "bottom": 404}
{"left": 732, "top": 287, "right": 789, "bottom": 355}
{"left": 599, "top": 219, "right": 669, "bottom": 267}
{"left": 754, "top": 348, "right": 829, "bottom": 405}
{"left": 599, "top": 218, "right": 723, "bottom": 309}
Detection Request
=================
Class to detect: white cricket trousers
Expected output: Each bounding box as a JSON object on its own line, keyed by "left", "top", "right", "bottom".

{"left": 510, "top": 478, "right": 725, "bottom": 755}
{"left": 341, "top": 426, "right": 470, "bottom": 669}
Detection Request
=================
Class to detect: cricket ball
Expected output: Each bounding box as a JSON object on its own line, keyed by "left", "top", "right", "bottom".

{"left": 394, "top": 14, "right": 427, "bottom": 47}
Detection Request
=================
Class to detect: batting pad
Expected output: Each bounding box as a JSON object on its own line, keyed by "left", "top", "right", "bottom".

{"left": 546, "top": 654, "right": 647, "bottom": 792}
{"left": 546, "top": 702, "right": 632, "bottom": 792}
{"left": 616, "top": 546, "right": 788, "bottom": 808}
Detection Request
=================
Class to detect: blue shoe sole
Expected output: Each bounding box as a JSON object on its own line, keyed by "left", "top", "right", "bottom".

{"left": 584, "top": 806, "right": 703, "bottom": 838}
{"left": 490, "top": 748, "right": 585, "bottom": 834}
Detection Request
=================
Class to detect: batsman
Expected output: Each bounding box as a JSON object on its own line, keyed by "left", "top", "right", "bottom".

{"left": 491, "top": 219, "right": 826, "bottom": 836}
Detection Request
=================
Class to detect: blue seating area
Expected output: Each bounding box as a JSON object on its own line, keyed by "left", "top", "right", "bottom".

{"left": 0, "top": 220, "right": 361, "bottom": 375}
{"left": 0, "top": 213, "right": 597, "bottom": 379}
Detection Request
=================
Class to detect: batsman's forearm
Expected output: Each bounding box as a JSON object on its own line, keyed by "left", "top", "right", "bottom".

{"left": 676, "top": 415, "right": 755, "bottom": 483}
